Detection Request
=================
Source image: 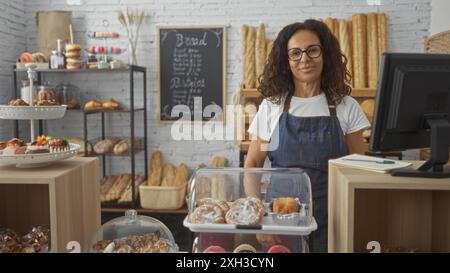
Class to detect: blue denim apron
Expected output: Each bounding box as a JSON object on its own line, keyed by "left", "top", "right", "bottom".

{"left": 267, "top": 94, "right": 349, "bottom": 253}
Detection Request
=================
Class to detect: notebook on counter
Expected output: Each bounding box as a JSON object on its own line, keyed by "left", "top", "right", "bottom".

{"left": 329, "top": 154, "right": 412, "bottom": 173}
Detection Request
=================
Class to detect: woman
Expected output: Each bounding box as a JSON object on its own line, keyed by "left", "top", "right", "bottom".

{"left": 245, "top": 20, "right": 370, "bottom": 253}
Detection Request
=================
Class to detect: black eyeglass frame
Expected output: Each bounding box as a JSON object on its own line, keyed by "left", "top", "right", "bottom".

{"left": 287, "top": 45, "right": 323, "bottom": 61}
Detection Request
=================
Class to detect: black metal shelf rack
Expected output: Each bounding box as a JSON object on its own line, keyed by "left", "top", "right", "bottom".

{"left": 12, "top": 65, "right": 148, "bottom": 208}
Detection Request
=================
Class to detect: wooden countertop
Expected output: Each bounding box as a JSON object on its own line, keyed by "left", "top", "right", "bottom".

{"left": 0, "top": 157, "right": 98, "bottom": 184}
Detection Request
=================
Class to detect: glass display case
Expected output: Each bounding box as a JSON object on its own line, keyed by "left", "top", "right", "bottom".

{"left": 184, "top": 168, "right": 317, "bottom": 253}
{"left": 57, "top": 83, "right": 81, "bottom": 109}
{"left": 88, "top": 210, "right": 178, "bottom": 253}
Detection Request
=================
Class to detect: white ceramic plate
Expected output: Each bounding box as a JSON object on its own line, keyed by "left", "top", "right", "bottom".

{"left": 0, "top": 144, "right": 80, "bottom": 168}
{"left": 0, "top": 105, "right": 67, "bottom": 120}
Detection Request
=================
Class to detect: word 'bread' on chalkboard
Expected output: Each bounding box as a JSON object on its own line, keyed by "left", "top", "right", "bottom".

{"left": 158, "top": 26, "right": 226, "bottom": 123}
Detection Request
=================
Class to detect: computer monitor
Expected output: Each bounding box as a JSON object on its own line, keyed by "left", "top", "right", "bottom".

{"left": 370, "top": 52, "right": 450, "bottom": 178}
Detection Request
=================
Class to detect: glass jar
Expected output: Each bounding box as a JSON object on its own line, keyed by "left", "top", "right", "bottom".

{"left": 57, "top": 83, "right": 81, "bottom": 109}
{"left": 88, "top": 210, "right": 179, "bottom": 253}
{"left": 36, "top": 83, "right": 59, "bottom": 105}
{"left": 20, "top": 79, "right": 37, "bottom": 104}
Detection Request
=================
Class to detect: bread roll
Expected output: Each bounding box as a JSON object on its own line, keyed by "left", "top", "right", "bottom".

{"left": 339, "top": 20, "right": 353, "bottom": 84}
{"left": 377, "top": 13, "right": 387, "bottom": 57}
{"left": 352, "top": 13, "right": 368, "bottom": 88}
{"left": 94, "top": 138, "right": 120, "bottom": 154}
{"left": 360, "top": 99, "right": 375, "bottom": 122}
{"left": 367, "top": 13, "right": 379, "bottom": 89}
{"left": 255, "top": 23, "right": 267, "bottom": 81}
{"left": 102, "top": 99, "right": 122, "bottom": 110}
{"left": 84, "top": 99, "right": 103, "bottom": 111}
{"left": 211, "top": 156, "right": 228, "bottom": 167}
{"left": 161, "top": 164, "right": 175, "bottom": 187}
{"left": 244, "top": 27, "right": 257, "bottom": 89}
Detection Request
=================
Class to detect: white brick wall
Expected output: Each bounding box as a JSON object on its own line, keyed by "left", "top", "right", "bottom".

{"left": 0, "top": 0, "right": 26, "bottom": 140}
{"left": 16, "top": 0, "right": 432, "bottom": 173}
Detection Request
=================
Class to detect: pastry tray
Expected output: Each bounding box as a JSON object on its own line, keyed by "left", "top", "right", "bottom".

{"left": 0, "top": 144, "right": 80, "bottom": 168}
{"left": 0, "top": 105, "right": 67, "bottom": 120}
{"left": 183, "top": 215, "right": 317, "bottom": 236}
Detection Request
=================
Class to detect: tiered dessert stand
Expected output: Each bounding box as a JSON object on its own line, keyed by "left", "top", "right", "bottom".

{"left": 0, "top": 64, "right": 80, "bottom": 168}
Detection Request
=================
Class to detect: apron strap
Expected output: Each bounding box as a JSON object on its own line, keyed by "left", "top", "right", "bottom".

{"left": 283, "top": 94, "right": 293, "bottom": 113}
{"left": 328, "top": 105, "right": 337, "bottom": 116}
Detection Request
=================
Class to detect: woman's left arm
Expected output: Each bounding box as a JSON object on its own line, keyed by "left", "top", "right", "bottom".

{"left": 346, "top": 129, "right": 368, "bottom": 154}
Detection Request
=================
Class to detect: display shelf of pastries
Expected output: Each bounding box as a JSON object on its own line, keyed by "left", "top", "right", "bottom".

{"left": 184, "top": 168, "right": 317, "bottom": 236}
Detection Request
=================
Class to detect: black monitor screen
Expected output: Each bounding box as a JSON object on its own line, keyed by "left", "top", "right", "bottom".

{"left": 370, "top": 53, "right": 450, "bottom": 152}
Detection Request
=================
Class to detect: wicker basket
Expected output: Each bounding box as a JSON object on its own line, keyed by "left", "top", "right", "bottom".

{"left": 139, "top": 183, "right": 186, "bottom": 210}
{"left": 425, "top": 30, "right": 450, "bottom": 53}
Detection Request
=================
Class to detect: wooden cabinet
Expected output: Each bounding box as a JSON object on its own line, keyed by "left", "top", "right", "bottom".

{"left": 328, "top": 161, "right": 450, "bottom": 253}
{"left": 0, "top": 157, "right": 101, "bottom": 252}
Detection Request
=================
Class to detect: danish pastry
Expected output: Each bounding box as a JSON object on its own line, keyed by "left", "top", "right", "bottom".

{"left": 197, "top": 198, "right": 230, "bottom": 213}
{"left": 225, "top": 197, "right": 264, "bottom": 225}
{"left": 190, "top": 204, "right": 226, "bottom": 224}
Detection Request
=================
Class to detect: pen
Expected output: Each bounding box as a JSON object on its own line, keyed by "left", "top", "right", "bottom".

{"left": 342, "top": 158, "right": 396, "bottom": 164}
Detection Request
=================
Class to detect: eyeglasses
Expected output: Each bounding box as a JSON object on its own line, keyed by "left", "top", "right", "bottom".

{"left": 287, "top": 45, "right": 322, "bottom": 61}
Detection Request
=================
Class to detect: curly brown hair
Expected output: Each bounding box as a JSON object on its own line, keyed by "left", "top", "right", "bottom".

{"left": 258, "top": 20, "right": 352, "bottom": 105}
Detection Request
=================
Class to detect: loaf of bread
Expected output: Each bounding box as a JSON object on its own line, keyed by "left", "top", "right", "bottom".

{"left": 377, "top": 13, "right": 387, "bottom": 57}
{"left": 174, "top": 163, "right": 189, "bottom": 186}
{"left": 113, "top": 138, "right": 142, "bottom": 155}
{"left": 338, "top": 20, "right": 353, "bottom": 83}
{"left": 148, "top": 166, "right": 162, "bottom": 186}
{"left": 352, "top": 13, "right": 368, "bottom": 88}
{"left": 104, "top": 174, "right": 132, "bottom": 202}
{"left": 367, "top": 13, "right": 379, "bottom": 89}
{"left": 150, "top": 151, "right": 162, "bottom": 172}
{"left": 211, "top": 156, "right": 228, "bottom": 168}
{"left": 360, "top": 99, "right": 375, "bottom": 122}
{"left": 94, "top": 138, "right": 120, "bottom": 154}
{"left": 100, "top": 176, "right": 118, "bottom": 202}
{"left": 241, "top": 25, "right": 249, "bottom": 87}
{"left": 118, "top": 175, "right": 145, "bottom": 203}
{"left": 161, "top": 164, "right": 176, "bottom": 187}
{"left": 255, "top": 23, "right": 267, "bottom": 81}
{"left": 102, "top": 99, "right": 122, "bottom": 110}
{"left": 266, "top": 39, "right": 274, "bottom": 61}
{"left": 84, "top": 99, "right": 103, "bottom": 111}
{"left": 244, "top": 26, "right": 257, "bottom": 89}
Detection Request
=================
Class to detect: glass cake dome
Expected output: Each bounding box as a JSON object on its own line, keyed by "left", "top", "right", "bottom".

{"left": 88, "top": 210, "right": 178, "bottom": 253}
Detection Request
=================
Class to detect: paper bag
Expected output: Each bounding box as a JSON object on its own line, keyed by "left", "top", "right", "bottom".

{"left": 36, "top": 11, "right": 73, "bottom": 57}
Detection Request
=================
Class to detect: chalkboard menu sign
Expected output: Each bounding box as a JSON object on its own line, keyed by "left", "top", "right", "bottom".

{"left": 158, "top": 26, "right": 227, "bottom": 123}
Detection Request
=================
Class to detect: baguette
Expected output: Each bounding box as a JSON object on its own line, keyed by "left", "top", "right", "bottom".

{"left": 118, "top": 175, "right": 145, "bottom": 203}
{"left": 367, "top": 13, "right": 379, "bottom": 89}
{"left": 242, "top": 25, "right": 249, "bottom": 87}
{"left": 377, "top": 13, "right": 387, "bottom": 57}
{"left": 150, "top": 151, "right": 162, "bottom": 171}
{"left": 101, "top": 176, "right": 119, "bottom": 202}
{"left": 244, "top": 26, "right": 257, "bottom": 89}
{"left": 266, "top": 39, "right": 274, "bottom": 61}
{"left": 104, "top": 174, "right": 132, "bottom": 202}
{"left": 338, "top": 20, "right": 353, "bottom": 84}
{"left": 174, "top": 163, "right": 189, "bottom": 186}
{"left": 255, "top": 23, "right": 267, "bottom": 82}
{"left": 161, "top": 164, "right": 176, "bottom": 187}
{"left": 352, "top": 13, "right": 368, "bottom": 88}
{"left": 148, "top": 166, "right": 162, "bottom": 186}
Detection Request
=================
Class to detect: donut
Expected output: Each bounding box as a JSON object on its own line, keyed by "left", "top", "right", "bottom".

{"left": 65, "top": 51, "right": 81, "bottom": 58}
{"left": 197, "top": 198, "right": 230, "bottom": 213}
{"left": 256, "top": 234, "right": 282, "bottom": 248}
{"left": 65, "top": 43, "right": 81, "bottom": 51}
{"left": 225, "top": 197, "right": 264, "bottom": 225}
{"left": 203, "top": 245, "right": 226, "bottom": 253}
{"left": 190, "top": 204, "right": 225, "bottom": 224}
{"left": 267, "top": 244, "right": 291, "bottom": 253}
{"left": 273, "top": 197, "right": 300, "bottom": 214}
{"left": 233, "top": 244, "right": 257, "bottom": 253}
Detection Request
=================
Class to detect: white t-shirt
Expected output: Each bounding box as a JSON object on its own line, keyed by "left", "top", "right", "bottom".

{"left": 248, "top": 93, "right": 371, "bottom": 141}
